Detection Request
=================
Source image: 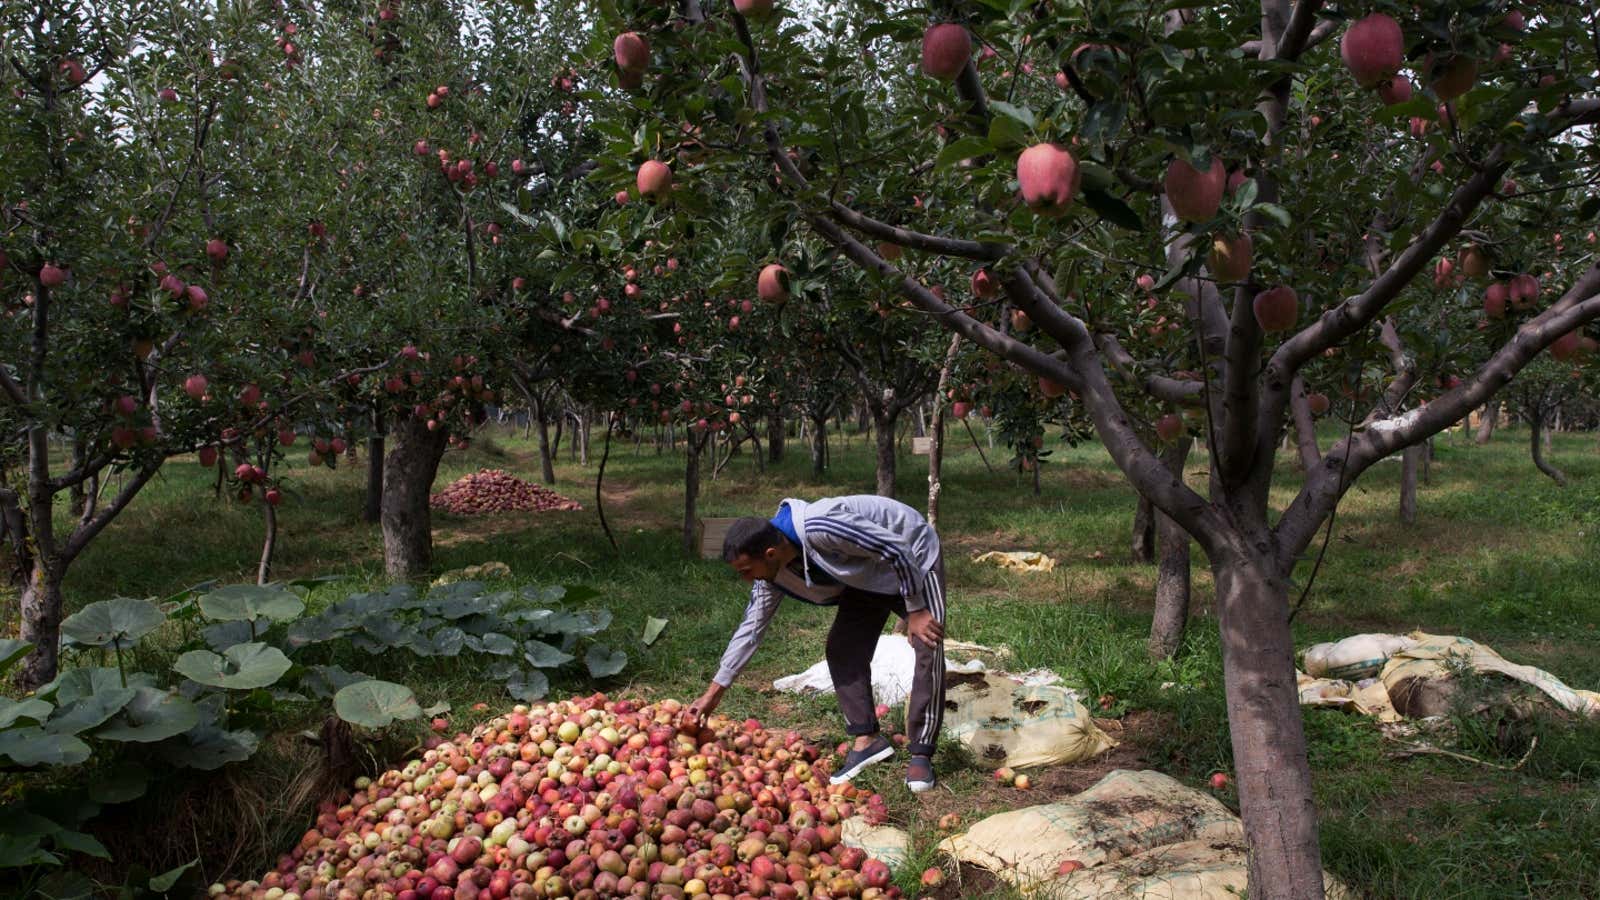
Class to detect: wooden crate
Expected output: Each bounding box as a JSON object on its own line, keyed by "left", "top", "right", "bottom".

{"left": 698, "top": 517, "right": 741, "bottom": 560}
{"left": 911, "top": 436, "right": 934, "bottom": 456}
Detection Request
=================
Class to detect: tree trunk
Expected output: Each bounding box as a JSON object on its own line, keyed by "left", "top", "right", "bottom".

{"left": 1131, "top": 496, "right": 1156, "bottom": 564}
{"left": 535, "top": 392, "right": 556, "bottom": 484}
{"left": 363, "top": 410, "right": 385, "bottom": 525}
{"left": 1398, "top": 444, "right": 1421, "bottom": 523}
{"left": 258, "top": 500, "right": 278, "bottom": 585}
{"left": 1213, "top": 554, "right": 1325, "bottom": 899}
{"left": 16, "top": 563, "right": 64, "bottom": 690}
{"left": 810, "top": 414, "right": 828, "bottom": 479}
{"left": 767, "top": 412, "right": 785, "bottom": 463}
{"left": 682, "top": 430, "right": 709, "bottom": 558}
{"left": 1147, "top": 437, "right": 1193, "bottom": 660}
{"left": 67, "top": 433, "right": 87, "bottom": 518}
{"left": 381, "top": 416, "right": 449, "bottom": 579}
{"left": 928, "top": 335, "right": 961, "bottom": 528}
{"left": 872, "top": 411, "right": 898, "bottom": 498}
{"left": 1474, "top": 400, "right": 1498, "bottom": 444}
{"left": 1530, "top": 416, "right": 1568, "bottom": 486}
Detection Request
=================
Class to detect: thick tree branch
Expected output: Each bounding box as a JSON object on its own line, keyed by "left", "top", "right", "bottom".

{"left": 826, "top": 201, "right": 1008, "bottom": 261}
{"left": 60, "top": 463, "right": 161, "bottom": 565}
{"left": 1095, "top": 332, "right": 1206, "bottom": 405}
{"left": 1289, "top": 374, "right": 1320, "bottom": 470}
{"left": 1275, "top": 262, "right": 1600, "bottom": 566}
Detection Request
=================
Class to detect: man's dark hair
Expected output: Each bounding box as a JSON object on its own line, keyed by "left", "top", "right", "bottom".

{"left": 721, "top": 517, "right": 789, "bottom": 562}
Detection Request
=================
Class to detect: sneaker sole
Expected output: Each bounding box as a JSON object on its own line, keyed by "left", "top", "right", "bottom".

{"left": 906, "top": 778, "right": 936, "bottom": 794}
{"left": 829, "top": 745, "right": 895, "bottom": 784}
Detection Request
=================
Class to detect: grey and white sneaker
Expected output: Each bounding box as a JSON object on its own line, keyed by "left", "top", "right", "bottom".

{"left": 905, "top": 754, "right": 936, "bottom": 793}
{"left": 829, "top": 736, "right": 895, "bottom": 785}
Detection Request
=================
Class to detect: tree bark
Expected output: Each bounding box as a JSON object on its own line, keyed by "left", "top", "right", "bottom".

{"left": 67, "top": 433, "right": 87, "bottom": 518}
{"left": 682, "top": 430, "right": 710, "bottom": 558}
{"left": 872, "top": 411, "right": 898, "bottom": 498}
{"left": 1147, "top": 437, "right": 1193, "bottom": 660}
{"left": 381, "top": 415, "right": 449, "bottom": 579}
{"left": 1213, "top": 554, "right": 1325, "bottom": 899}
{"left": 363, "top": 409, "right": 385, "bottom": 525}
{"left": 1399, "top": 443, "right": 1421, "bottom": 523}
{"left": 535, "top": 391, "right": 556, "bottom": 484}
{"left": 809, "top": 414, "right": 828, "bottom": 479}
{"left": 1474, "top": 400, "right": 1498, "bottom": 444}
{"left": 258, "top": 500, "right": 278, "bottom": 585}
{"left": 1530, "top": 416, "right": 1568, "bottom": 486}
{"left": 578, "top": 410, "right": 590, "bottom": 465}
{"left": 928, "top": 335, "right": 962, "bottom": 528}
{"left": 767, "top": 412, "right": 785, "bottom": 463}
{"left": 17, "top": 565, "right": 65, "bottom": 689}
{"left": 1131, "top": 496, "right": 1156, "bottom": 564}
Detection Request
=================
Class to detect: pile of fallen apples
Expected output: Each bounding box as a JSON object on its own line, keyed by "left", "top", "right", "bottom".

{"left": 430, "top": 470, "right": 582, "bottom": 515}
{"left": 217, "top": 694, "right": 899, "bottom": 900}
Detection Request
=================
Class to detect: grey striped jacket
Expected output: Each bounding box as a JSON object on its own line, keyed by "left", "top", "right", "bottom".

{"left": 711, "top": 495, "right": 942, "bottom": 687}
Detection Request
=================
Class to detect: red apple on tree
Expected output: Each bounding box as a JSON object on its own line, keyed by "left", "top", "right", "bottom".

{"left": 1340, "top": 13, "right": 1404, "bottom": 88}
{"left": 1307, "top": 392, "right": 1330, "bottom": 416}
{"left": 636, "top": 160, "right": 672, "bottom": 198}
{"left": 1484, "top": 282, "right": 1510, "bottom": 318}
{"left": 1155, "top": 413, "right": 1184, "bottom": 442}
{"left": 1208, "top": 233, "right": 1253, "bottom": 283}
{"left": 733, "top": 0, "right": 775, "bottom": 20}
{"left": 1165, "top": 155, "right": 1226, "bottom": 222}
{"left": 971, "top": 267, "right": 998, "bottom": 298}
{"left": 205, "top": 238, "right": 228, "bottom": 261}
{"left": 38, "top": 263, "right": 66, "bottom": 288}
{"left": 613, "top": 32, "right": 650, "bottom": 72}
{"left": 920, "top": 24, "right": 971, "bottom": 81}
{"left": 1376, "top": 75, "right": 1413, "bottom": 105}
{"left": 183, "top": 374, "right": 209, "bottom": 399}
{"left": 1016, "top": 143, "right": 1079, "bottom": 215}
{"left": 757, "top": 263, "right": 790, "bottom": 302}
{"left": 1252, "top": 285, "right": 1299, "bottom": 332}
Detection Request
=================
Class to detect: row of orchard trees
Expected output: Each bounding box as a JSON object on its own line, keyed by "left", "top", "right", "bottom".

{"left": 0, "top": 0, "right": 615, "bottom": 688}
{"left": 576, "top": 0, "right": 1600, "bottom": 897}
{"left": 0, "top": 0, "right": 984, "bottom": 693}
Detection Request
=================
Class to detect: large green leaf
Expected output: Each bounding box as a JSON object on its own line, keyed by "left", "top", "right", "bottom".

{"left": 173, "top": 643, "right": 291, "bottom": 690}
{"left": 88, "top": 762, "right": 151, "bottom": 803}
{"left": 199, "top": 584, "right": 304, "bottom": 624}
{"left": 523, "top": 639, "right": 574, "bottom": 668}
{"left": 547, "top": 609, "right": 613, "bottom": 636}
{"left": 506, "top": 670, "right": 549, "bottom": 702}
{"left": 93, "top": 688, "right": 199, "bottom": 743}
{"left": 0, "top": 833, "right": 57, "bottom": 868}
{"left": 166, "top": 725, "right": 259, "bottom": 771}
{"left": 477, "top": 632, "right": 517, "bottom": 656}
{"left": 58, "top": 597, "right": 163, "bottom": 648}
{"left": 0, "top": 697, "right": 52, "bottom": 729}
{"left": 49, "top": 829, "right": 108, "bottom": 860}
{"left": 0, "top": 639, "right": 33, "bottom": 678}
{"left": 301, "top": 664, "right": 371, "bottom": 699}
{"left": 44, "top": 667, "right": 154, "bottom": 705}
{"left": 333, "top": 680, "right": 422, "bottom": 728}
{"left": 585, "top": 644, "right": 628, "bottom": 679}
{"left": 148, "top": 858, "right": 199, "bottom": 893}
{"left": 0, "top": 728, "right": 91, "bottom": 767}
{"left": 45, "top": 688, "right": 136, "bottom": 735}
{"left": 202, "top": 620, "right": 255, "bottom": 652}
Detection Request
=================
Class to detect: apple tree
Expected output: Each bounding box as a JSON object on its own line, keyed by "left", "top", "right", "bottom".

{"left": 580, "top": 1, "right": 1600, "bottom": 894}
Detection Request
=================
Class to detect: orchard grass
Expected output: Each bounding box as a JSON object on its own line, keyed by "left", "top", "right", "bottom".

{"left": 6, "top": 421, "right": 1600, "bottom": 897}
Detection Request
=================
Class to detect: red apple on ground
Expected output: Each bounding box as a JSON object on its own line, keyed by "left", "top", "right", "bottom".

{"left": 1058, "top": 860, "right": 1084, "bottom": 876}
{"left": 1210, "top": 772, "right": 1230, "bottom": 790}
{"left": 921, "top": 868, "right": 945, "bottom": 888}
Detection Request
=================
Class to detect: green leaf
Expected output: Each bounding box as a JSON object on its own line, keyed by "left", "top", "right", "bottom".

{"left": 987, "top": 100, "right": 1036, "bottom": 129}
{"left": 0, "top": 639, "right": 33, "bottom": 677}
{"left": 45, "top": 688, "right": 136, "bottom": 735}
{"left": 641, "top": 617, "right": 668, "bottom": 646}
{"left": 1156, "top": 43, "right": 1186, "bottom": 72}
{"left": 34, "top": 870, "right": 95, "bottom": 898}
{"left": 0, "top": 728, "right": 91, "bottom": 767}
{"left": 935, "top": 137, "right": 992, "bottom": 171}
{"left": 0, "top": 833, "right": 57, "bottom": 868}
{"left": 987, "top": 114, "right": 1029, "bottom": 150}
{"left": 585, "top": 644, "right": 628, "bottom": 679}
{"left": 333, "top": 680, "right": 422, "bottom": 729}
{"left": 148, "top": 858, "right": 199, "bottom": 893}
{"left": 59, "top": 597, "right": 163, "bottom": 648}
{"left": 166, "top": 726, "right": 259, "bottom": 771}
{"left": 44, "top": 667, "right": 152, "bottom": 704}
{"left": 1082, "top": 190, "right": 1145, "bottom": 231}
{"left": 199, "top": 584, "right": 305, "bottom": 624}
{"left": 0, "top": 697, "right": 53, "bottom": 729}
{"left": 523, "top": 639, "right": 575, "bottom": 668}
{"left": 174, "top": 643, "right": 291, "bottom": 690}
{"left": 89, "top": 762, "right": 151, "bottom": 803}
{"left": 547, "top": 609, "right": 612, "bottom": 636}
{"left": 49, "top": 830, "right": 108, "bottom": 860}
{"left": 202, "top": 620, "right": 255, "bottom": 652}
{"left": 1253, "top": 202, "right": 1292, "bottom": 228}
{"left": 93, "top": 688, "right": 199, "bottom": 743}
{"left": 479, "top": 632, "right": 517, "bottom": 656}
{"left": 301, "top": 665, "right": 371, "bottom": 699}
{"left": 506, "top": 670, "right": 549, "bottom": 703}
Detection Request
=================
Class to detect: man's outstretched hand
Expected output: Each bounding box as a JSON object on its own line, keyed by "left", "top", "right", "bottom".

{"left": 906, "top": 609, "right": 944, "bottom": 648}
{"left": 682, "top": 682, "right": 725, "bottom": 731}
